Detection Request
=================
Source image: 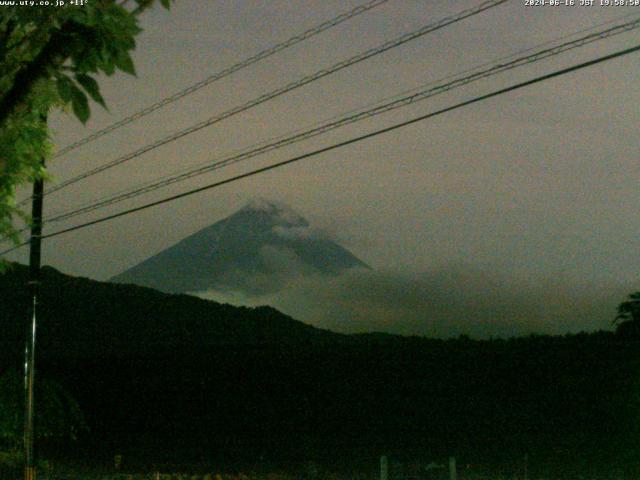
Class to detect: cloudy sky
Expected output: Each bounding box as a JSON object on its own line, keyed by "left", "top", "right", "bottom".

{"left": 7, "top": 0, "right": 640, "bottom": 337}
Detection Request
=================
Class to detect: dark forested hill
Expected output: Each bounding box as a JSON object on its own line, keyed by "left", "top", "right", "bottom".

{"left": 1, "top": 263, "right": 639, "bottom": 478}
{"left": 0, "top": 263, "right": 340, "bottom": 358}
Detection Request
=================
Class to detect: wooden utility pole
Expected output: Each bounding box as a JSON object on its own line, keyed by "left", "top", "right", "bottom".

{"left": 24, "top": 153, "right": 45, "bottom": 480}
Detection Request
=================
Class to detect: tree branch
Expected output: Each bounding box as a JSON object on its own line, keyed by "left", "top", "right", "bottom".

{"left": 0, "top": 27, "right": 70, "bottom": 128}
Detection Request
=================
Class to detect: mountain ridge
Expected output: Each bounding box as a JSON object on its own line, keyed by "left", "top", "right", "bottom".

{"left": 0, "top": 262, "right": 344, "bottom": 359}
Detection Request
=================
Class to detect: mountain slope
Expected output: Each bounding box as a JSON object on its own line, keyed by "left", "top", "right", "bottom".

{"left": 0, "top": 263, "right": 341, "bottom": 359}
{"left": 110, "top": 199, "right": 369, "bottom": 294}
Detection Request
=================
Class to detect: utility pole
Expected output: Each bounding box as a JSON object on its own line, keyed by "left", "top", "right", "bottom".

{"left": 24, "top": 149, "right": 45, "bottom": 480}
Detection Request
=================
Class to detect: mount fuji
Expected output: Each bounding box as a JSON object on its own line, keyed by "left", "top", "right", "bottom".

{"left": 110, "top": 199, "right": 369, "bottom": 294}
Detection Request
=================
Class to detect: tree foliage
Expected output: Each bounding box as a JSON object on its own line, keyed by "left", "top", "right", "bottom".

{"left": 0, "top": 0, "right": 173, "bottom": 258}
{"left": 616, "top": 292, "right": 640, "bottom": 323}
{"left": 0, "top": 368, "right": 86, "bottom": 447}
{"left": 614, "top": 291, "right": 640, "bottom": 337}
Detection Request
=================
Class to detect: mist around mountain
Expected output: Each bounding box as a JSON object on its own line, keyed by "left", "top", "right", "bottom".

{"left": 110, "top": 199, "right": 631, "bottom": 338}
{"left": 110, "top": 199, "right": 369, "bottom": 295}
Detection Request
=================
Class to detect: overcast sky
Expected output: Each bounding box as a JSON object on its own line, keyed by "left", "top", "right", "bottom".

{"left": 7, "top": 0, "right": 640, "bottom": 336}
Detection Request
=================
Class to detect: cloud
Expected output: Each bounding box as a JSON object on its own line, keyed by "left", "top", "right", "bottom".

{"left": 201, "top": 244, "right": 319, "bottom": 296}
{"left": 194, "top": 264, "right": 631, "bottom": 339}
{"left": 271, "top": 225, "right": 316, "bottom": 240}
{"left": 271, "top": 225, "right": 322, "bottom": 241}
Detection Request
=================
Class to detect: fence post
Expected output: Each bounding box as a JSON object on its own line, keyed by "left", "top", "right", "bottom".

{"left": 380, "top": 455, "right": 388, "bottom": 480}
{"left": 449, "top": 457, "right": 456, "bottom": 480}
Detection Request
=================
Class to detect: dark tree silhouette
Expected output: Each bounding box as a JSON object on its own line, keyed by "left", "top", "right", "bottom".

{"left": 614, "top": 292, "right": 640, "bottom": 337}
{"left": 0, "top": 369, "right": 87, "bottom": 475}
{"left": 0, "top": 369, "right": 87, "bottom": 448}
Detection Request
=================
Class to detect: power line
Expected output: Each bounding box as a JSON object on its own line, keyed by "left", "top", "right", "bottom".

{"left": 41, "top": 17, "right": 640, "bottom": 224}
{"left": 49, "top": 11, "right": 640, "bottom": 223}
{"left": 24, "top": 0, "right": 508, "bottom": 205}
{"left": 2, "top": 42, "right": 637, "bottom": 256}
{"left": 51, "top": 0, "right": 392, "bottom": 159}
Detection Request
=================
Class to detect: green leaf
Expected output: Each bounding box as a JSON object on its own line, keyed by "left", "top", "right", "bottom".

{"left": 160, "top": 0, "right": 172, "bottom": 9}
{"left": 65, "top": 7, "right": 95, "bottom": 27}
{"left": 69, "top": 83, "right": 90, "bottom": 124}
{"left": 97, "top": 44, "right": 116, "bottom": 75}
{"left": 74, "top": 73, "right": 107, "bottom": 109}
{"left": 133, "top": 0, "right": 155, "bottom": 14}
{"left": 56, "top": 75, "right": 74, "bottom": 103}
{"left": 115, "top": 51, "right": 136, "bottom": 76}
